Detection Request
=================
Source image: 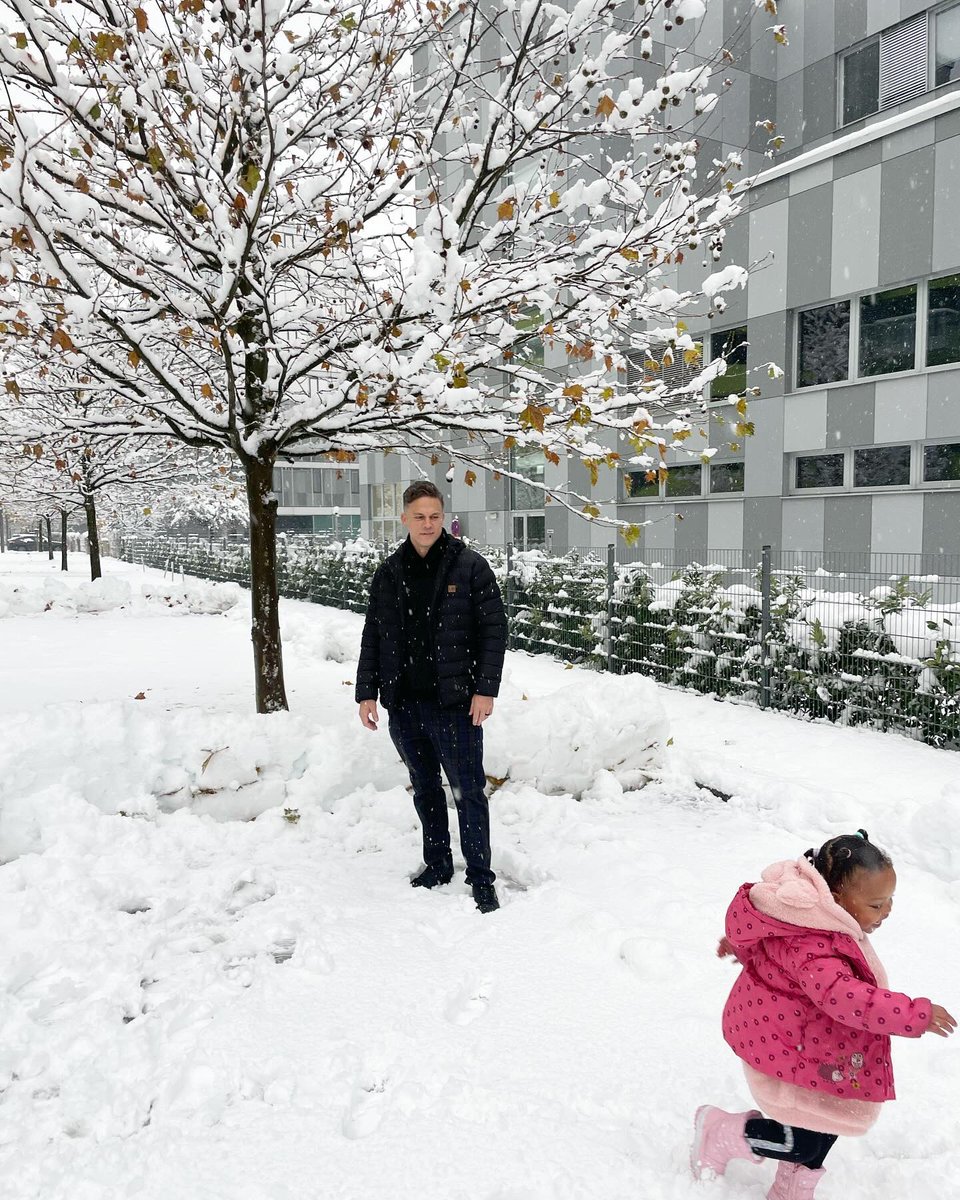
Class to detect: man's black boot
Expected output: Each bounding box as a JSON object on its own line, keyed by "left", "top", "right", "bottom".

{"left": 411, "top": 859, "right": 454, "bottom": 889}
{"left": 472, "top": 881, "right": 500, "bottom": 913}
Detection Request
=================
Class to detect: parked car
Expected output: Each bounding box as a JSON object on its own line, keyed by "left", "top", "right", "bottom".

{"left": 7, "top": 534, "right": 39, "bottom": 552}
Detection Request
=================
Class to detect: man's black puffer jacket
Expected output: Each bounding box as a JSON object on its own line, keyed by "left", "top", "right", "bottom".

{"left": 355, "top": 533, "right": 507, "bottom": 709}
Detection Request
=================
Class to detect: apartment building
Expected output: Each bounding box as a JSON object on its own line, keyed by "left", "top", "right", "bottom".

{"left": 358, "top": 1, "right": 960, "bottom": 559}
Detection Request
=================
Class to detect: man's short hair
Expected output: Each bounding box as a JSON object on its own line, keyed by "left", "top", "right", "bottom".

{"left": 403, "top": 481, "right": 444, "bottom": 509}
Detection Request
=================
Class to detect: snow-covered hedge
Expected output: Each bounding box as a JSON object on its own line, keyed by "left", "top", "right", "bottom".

{"left": 118, "top": 538, "right": 960, "bottom": 749}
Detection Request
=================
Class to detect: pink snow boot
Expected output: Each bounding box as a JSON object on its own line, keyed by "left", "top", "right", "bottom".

{"left": 766, "top": 1161, "right": 826, "bottom": 1199}
{"left": 690, "top": 1105, "right": 762, "bottom": 1179}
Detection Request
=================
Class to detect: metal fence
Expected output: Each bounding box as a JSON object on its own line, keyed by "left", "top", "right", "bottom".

{"left": 116, "top": 536, "right": 960, "bottom": 750}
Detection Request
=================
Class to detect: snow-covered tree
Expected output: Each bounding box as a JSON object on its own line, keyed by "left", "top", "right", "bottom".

{"left": 0, "top": 0, "right": 766, "bottom": 711}
{"left": 1, "top": 386, "right": 193, "bottom": 576}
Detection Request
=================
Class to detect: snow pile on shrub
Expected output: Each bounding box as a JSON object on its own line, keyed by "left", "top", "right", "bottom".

{"left": 0, "top": 574, "right": 240, "bottom": 618}
{"left": 485, "top": 675, "right": 667, "bottom": 797}
{"left": 884, "top": 602, "right": 960, "bottom": 661}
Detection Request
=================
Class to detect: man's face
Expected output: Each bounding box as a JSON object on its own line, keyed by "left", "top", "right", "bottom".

{"left": 402, "top": 496, "right": 444, "bottom": 555}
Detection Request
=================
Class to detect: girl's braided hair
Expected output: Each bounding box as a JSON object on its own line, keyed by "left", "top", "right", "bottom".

{"left": 804, "top": 829, "right": 893, "bottom": 893}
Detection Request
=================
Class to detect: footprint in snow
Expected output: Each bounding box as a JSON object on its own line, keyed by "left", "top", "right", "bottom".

{"left": 445, "top": 975, "right": 493, "bottom": 1026}
{"left": 342, "top": 1071, "right": 391, "bottom": 1140}
{"left": 225, "top": 871, "right": 276, "bottom": 915}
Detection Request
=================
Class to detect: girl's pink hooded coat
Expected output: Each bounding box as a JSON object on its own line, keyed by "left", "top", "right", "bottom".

{"left": 722, "top": 857, "right": 931, "bottom": 1136}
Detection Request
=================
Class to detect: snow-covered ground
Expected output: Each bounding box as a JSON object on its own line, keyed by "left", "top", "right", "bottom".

{"left": 1, "top": 552, "right": 958, "bottom": 1200}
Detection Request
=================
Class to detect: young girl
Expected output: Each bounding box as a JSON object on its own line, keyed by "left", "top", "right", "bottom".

{"left": 691, "top": 829, "right": 955, "bottom": 1199}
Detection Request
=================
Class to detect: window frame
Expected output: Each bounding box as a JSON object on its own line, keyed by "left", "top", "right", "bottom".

{"left": 793, "top": 451, "right": 847, "bottom": 494}
{"left": 932, "top": 1, "right": 960, "bottom": 91}
{"left": 791, "top": 275, "right": 960, "bottom": 391}
{"left": 838, "top": 35, "right": 881, "bottom": 128}
{"left": 920, "top": 438, "right": 960, "bottom": 488}
{"left": 786, "top": 441, "right": 960, "bottom": 495}
{"left": 837, "top": 10, "right": 941, "bottom": 130}
{"left": 708, "top": 325, "right": 749, "bottom": 402}
{"left": 621, "top": 459, "right": 744, "bottom": 503}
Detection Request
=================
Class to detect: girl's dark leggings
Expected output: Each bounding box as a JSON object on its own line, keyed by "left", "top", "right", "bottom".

{"left": 744, "top": 1117, "right": 838, "bottom": 1171}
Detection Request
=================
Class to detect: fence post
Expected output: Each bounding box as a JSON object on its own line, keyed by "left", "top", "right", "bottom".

{"left": 760, "top": 543, "right": 772, "bottom": 710}
{"left": 505, "top": 541, "right": 514, "bottom": 651}
{"left": 606, "top": 542, "right": 616, "bottom": 674}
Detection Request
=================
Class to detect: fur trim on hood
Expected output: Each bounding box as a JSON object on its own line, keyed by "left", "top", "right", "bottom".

{"left": 749, "top": 857, "right": 863, "bottom": 940}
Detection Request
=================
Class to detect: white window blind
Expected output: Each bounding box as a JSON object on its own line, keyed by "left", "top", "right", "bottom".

{"left": 626, "top": 345, "right": 702, "bottom": 401}
{"left": 880, "top": 14, "right": 928, "bottom": 109}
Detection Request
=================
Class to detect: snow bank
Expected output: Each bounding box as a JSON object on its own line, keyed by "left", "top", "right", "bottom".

{"left": 485, "top": 675, "right": 667, "bottom": 796}
{"left": 0, "top": 574, "right": 241, "bottom": 618}
{"left": 1, "top": 675, "right": 666, "bottom": 861}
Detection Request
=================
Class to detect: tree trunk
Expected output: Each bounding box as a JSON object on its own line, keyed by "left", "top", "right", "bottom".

{"left": 84, "top": 491, "right": 102, "bottom": 580}
{"left": 45, "top": 515, "right": 53, "bottom": 560}
{"left": 38, "top": 519, "right": 44, "bottom": 552}
{"left": 244, "top": 457, "right": 288, "bottom": 713}
{"left": 60, "top": 510, "right": 69, "bottom": 572}
{"left": 0, "top": 506, "right": 6, "bottom": 552}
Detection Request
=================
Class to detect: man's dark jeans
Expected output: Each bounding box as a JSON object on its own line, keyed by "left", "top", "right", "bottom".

{"left": 387, "top": 698, "right": 495, "bottom": 887}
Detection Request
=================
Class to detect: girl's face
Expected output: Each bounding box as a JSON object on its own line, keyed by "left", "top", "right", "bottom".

{"left": 833, "top": 865, "right": 897, "bottom": 934}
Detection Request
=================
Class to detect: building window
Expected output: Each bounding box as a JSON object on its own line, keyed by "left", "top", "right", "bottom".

{"left": 665, "top": 464, "right": 702, "bottom": 497}
{"left": 927, "top": 273, "right": 960, "bottom": 366}
{"left": 853, "top": 445, "right": 911, "bottom": 487}
{"left": 935, "top": 3, "right": 960, "bottom": 87}
{"left": 510, "top": 445, "right": 545, "bottom": 510}
{"left": 710, "top": 326, "right": 748, "bottom": 400}
{"left": 923, "top": 441, "right": 960, "bottom": 482}
{"left": 709, "top": 462, "right": 745, "bottom": 494}
{"left": 859, "top": 286, "right": 917, "bottom": 377}
{"left": 623, "top": 470, "right": 659, "bottom": 499}
{"left": 796, "top": 453, "right": 845, "bottom": 490}
{"left": 626, "top": 341, "right": 703, "bottom": 408}
{"left": 839, "top": 14, "right": 928, "bottom": 128}
{"left": 797, "top": 302, "right": 850, "bottom": 388}
{"left": 841, "top": 39, "right": 880, "bottom": 124}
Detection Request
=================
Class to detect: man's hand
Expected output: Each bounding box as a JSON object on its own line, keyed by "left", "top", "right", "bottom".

{"left": 469, "top": 695, "right": 494, "bottom": 726}
{"left": 359, "top": 700, "right": 379, "bottom": 731}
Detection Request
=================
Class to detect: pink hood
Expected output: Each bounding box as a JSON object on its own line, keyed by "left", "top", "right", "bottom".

{"left": 746, "top": 858, "right": 887, "bottom": 987}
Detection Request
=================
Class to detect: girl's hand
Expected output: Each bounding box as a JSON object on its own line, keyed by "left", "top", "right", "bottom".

{"left": 925, "top": 1004, "right": 957, "bottom": 1038}
{"left": 717, "top": 936, "right": 737, "bottom": 960}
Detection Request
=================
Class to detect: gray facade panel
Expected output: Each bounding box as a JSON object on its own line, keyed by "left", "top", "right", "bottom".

{"left": 786, "top": 183, "right": 834, "bottom": 309}
{"left": 824, "top": 496, "right": 872, "bottom": 553}
{"left": 742, "top": 496, "right": 782, "bottom": 551}
{"left": 674, "top": 502, "right": 708, "bottom": 550}
{"left": 383, "top": 453, "right": 402, "bottom": 485}
{"left": 833, "top": 140, "right": 883, "bottom": 180}
{"left": 744, "top": 395, "right": 785, "bottom": 495}
{"left": 923, "top": 492, "right": 960, "bottom": 556}
{"left": 804, "top": 2, "right": 836, "bottom": 67}
{"left": 881, "top": 121, "right": 935, "bottom": 161}
{"left": 826, "top": 383, "right": 876, "bottom": 447}
{"left": 867, "top": 0, "right": 901, "bottom": 36}
{"left": 927, "top": 370, "right": 960, "bottom": 437}
{"left": 934, "top": 105, "right": 960, "bottom": 143}
{"left": 879, "top": 148, "right": 935, "bottom": 286}
{"left": 801, "top": 58, "right": 839, "bottom": 146}
{"left": 750, "top": 176, "right": 790, "bottom": 210}
{"left": 835, "top": 0, "right": 868, "bottom": 47}
{"left": 932, "top": 136, "right": 960, "bottom": 271}
{"left": 776, "top": 71, "right": 806, "bottom": 153}
{"left": 544, "top": 505, "right": 569, "bottom": 551}
{"left": 748, "top": 311, "right": 790, "bottom": 399}
{"left": 642, "top": 505, "right": 677, "bottom": 551}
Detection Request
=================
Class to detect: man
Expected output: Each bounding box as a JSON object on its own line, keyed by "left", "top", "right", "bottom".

{"left": 356, "top": 481, "right": 507, "bottom": 913}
